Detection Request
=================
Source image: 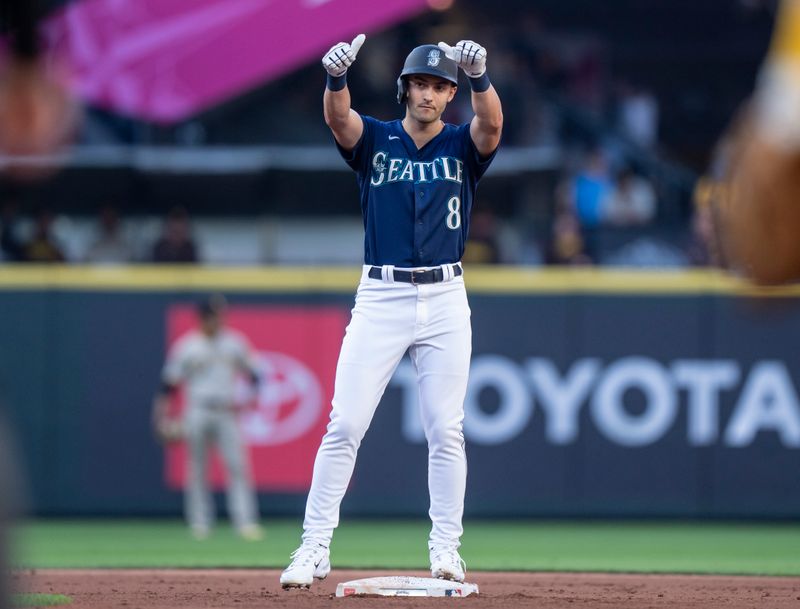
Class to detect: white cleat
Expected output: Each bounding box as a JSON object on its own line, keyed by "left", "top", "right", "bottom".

{"left": 190, "top": 525, "right": 210, "bottom": 541}
{"left": 430, "top": 545, "right": 466, "bottom": 583}
{"left": 237, "top": 524, "right": 264, "bottom": 541}
{"left": 280, "top": 542, "right": 331, "bottom": 589}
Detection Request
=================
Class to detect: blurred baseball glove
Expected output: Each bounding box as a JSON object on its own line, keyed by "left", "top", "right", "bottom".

{"left": 154, "top": 415, "right": 184, "bottom": 444}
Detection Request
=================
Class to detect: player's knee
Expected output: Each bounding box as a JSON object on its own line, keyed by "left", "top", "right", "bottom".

{"left": 425, "top": 423, "right": 463, "bottom": 453}
{"left": 326, "top": 413, "right": 368, "bottom": 446}
{"left": 225, "top": 457, "right": 246, "bottom": 479}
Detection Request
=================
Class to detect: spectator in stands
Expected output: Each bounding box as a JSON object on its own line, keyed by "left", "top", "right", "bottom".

{"left": 570, "top": 148, "right": 614, "bottom": 225}
{"left": 463, "top": 208, "right": 501, "bottom": 264}
{"left": 23, "top": 207, "right": 65, "bottom": 262}
{"left": 152, "top": 206, "right": 199, "bottom": 263}
{"left": 616, "top": 82, "right": 659, "bottom": 149}
{"left": 605, "top": 167, "right": 657, "bottom": 226}
{"left": 545, "top": 199, "right": 591, "bottom": 265}
{"left": 1, "top": 200, "right": 25, "bottom": 261}
{"left": 559, "top": 147, "right": 614, "bottom": 260}
{"left": 569, "top": 44, "right": 606, "bottom": 113}
{"left": 686, "top": 202, "right": 714, "bottom": 266}
{"left": 85, "top": 204, "right": 133, "bottom": 264}
{"left": 687, "top": 179, "right": 724, "bottom": 268}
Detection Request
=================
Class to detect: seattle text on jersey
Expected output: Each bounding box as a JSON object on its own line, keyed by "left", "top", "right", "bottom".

{"left": 370, "top": 152, "right": 464, "bottom": 186}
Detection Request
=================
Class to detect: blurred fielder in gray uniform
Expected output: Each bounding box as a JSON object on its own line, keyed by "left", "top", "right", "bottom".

{"left": 152, "top": 295, "right": 263, "bottom": 540}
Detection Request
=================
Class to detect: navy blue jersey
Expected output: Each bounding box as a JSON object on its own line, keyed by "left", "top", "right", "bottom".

{"left": 336, "top": 116, "right": 497, "bottom": 267}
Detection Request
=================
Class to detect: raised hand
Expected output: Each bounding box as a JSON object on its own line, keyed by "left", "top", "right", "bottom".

{"left": 322, "top": 34, "right": 366, "bottom": 77}
{"left": 437, "top": 40, "right": 487, "bottom": 78}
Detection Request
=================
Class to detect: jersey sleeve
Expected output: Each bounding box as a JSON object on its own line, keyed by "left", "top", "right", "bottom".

{"left": 460, "top": 123, "right": 498, "bottom": 181}
{"left": 335, "top": 115, "right": 377, "bottom": 175}
{"left": 231, "top": 332, "right": 258, "bottom": 374}
{"left": 162, "top": 338, "right": 189, "bottom": 385}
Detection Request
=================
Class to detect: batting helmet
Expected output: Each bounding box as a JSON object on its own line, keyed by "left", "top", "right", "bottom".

{"left": 396, "top": 44, "right": 458, "bottom": 104}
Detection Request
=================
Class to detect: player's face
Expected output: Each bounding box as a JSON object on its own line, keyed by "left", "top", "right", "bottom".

{"left": 201, "top": 312, "right": 222, "bottom": 335}
{"left": 405, "top": 75, "right": 456, "bottom": 124}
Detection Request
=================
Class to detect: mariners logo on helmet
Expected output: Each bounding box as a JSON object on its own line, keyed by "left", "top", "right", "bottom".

{"left": 427, "top": 49, "right": 441, "bottom": 67}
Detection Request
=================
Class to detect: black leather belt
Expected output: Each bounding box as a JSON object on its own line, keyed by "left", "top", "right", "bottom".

{"left": 368, "top": 265, "right": 462, "bottom": 284}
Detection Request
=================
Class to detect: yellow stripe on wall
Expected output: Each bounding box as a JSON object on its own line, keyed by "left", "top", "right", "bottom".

{"left": 0, "top": 265, "right": 361, "bottom": 292}
{"left": 0, "top": 265, "right": 798, "bottom": 296}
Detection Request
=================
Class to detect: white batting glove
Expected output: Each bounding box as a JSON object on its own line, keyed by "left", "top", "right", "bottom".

{"left": 322, "top": 34, "right": 366, "bottom": 77}
{"left": 437, "top": 40, "right": 487, "bottom": 78}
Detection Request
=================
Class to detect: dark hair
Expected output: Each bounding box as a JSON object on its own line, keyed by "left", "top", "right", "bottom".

{"left": 196, "top": 294, "right": 226, "bottom": 318}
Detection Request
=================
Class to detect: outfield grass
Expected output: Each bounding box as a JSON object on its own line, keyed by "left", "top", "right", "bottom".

{"left": 11, "top": 519, "right": 800, "bottom": 576}
{"left": 13, "top": 594, "right": 72, "bottom": 607}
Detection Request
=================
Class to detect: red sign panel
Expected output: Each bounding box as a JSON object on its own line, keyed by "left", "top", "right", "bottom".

{"left": 164, "top": 305, "right": 347, "bottom": 492}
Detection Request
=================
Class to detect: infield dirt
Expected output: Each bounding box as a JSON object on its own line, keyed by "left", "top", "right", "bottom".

{"left": 13, "top": 569, "right": 800, "bottom": 608}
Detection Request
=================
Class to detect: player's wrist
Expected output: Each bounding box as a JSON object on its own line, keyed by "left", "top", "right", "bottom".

{"left": 326, "top": 72, "right": 348, "bottom": 91}
{"left": 467, "top": 72, "right": 490, "bottom": 93}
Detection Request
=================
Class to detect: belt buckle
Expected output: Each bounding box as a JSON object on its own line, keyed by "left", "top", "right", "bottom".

{"left": 410, "top": 270, "right": 423, "bottom": 285}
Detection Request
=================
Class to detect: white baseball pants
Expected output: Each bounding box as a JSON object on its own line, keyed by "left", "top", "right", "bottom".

{"left": 184, "top": 405, "right": 259, "bottom": 532}
{"left": 302, "top": 265, "right": 471, "bottom": 549}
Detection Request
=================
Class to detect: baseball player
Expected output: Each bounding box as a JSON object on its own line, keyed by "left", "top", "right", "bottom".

{"left": 280, "top": 35, "right": 502, "bottom": 588}
{"left": 152, "top": 294, "right": 263, "bottom": 541}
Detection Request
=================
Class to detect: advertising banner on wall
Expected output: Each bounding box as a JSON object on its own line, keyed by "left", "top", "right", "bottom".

{"left": 1, "top": 274, "right": 799, "bottom": 518}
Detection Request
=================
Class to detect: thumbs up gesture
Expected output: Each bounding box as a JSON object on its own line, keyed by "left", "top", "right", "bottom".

{"left": 322, "top": 34, "right": 366, "bottom": 77}
{"left": 438, "top": 40, "right": 487, "bottom": 78}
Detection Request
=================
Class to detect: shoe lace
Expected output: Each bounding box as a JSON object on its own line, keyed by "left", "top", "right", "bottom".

{"left": 431, "top": 546, "right": 466, "bottom": 571}
{"left": 289, "top": 543, "right": 326, "bottom": 567}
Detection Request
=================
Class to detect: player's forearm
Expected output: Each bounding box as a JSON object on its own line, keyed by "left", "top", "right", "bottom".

{"left": 470, "top": 84, "right": 503, "bottom": 156}
{"left": 471, "top": 85, "right": 503, "bottom": 136}
{"left": 321, "top": 34, "right": 365, "bottom": 132}
{"left": 323, "top": 86, "right": 352, "bottom": 130}
{"left": 323, "top": 85, "right": 363, "bottom": 150}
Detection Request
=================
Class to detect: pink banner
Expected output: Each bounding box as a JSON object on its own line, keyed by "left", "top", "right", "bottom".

{"left": 44, "top": 0, "right": 430, "bottom": 123}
